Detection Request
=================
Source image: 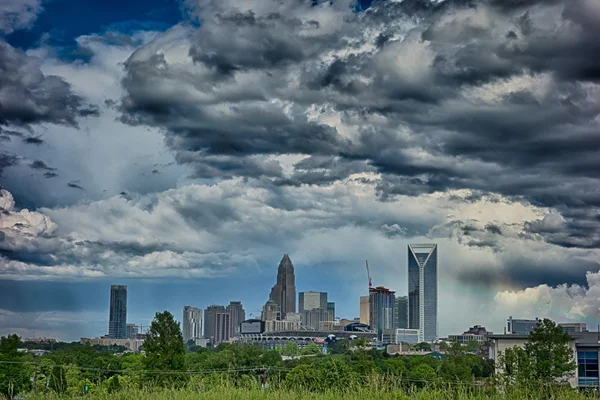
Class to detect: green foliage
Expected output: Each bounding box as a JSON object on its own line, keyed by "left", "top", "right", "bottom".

{"left": 466, "top": 339, "right": 480, "bottom": 353}
{"left": 278, "top": 342, "right": 299, "bottom": 357}
{"left": 48, "top": 365, "right": 67, "bottom": 393}
{"left": 383, "top": 356, "right": 408, "bottom": 377}
{"left": 143, "top": 310, "right": 188, "bottom": 387}
{"left": 107, "top": 374, "right": 121, "bottom": 393}
{"left": 299, "top": 343, "right": 321, "bottom": 356}
{"left": 0, "top": 334, "right": 32, "bottom": 397}
{"left": 500, "top": 318, "right": 576, "bottom": 388}
{"left": 408, "top": 363, "right": 436, "bottom": 388}
{"left": 414, "top": 342, "right": 432, "bottom": 352}
{"left": 327, "top": 338, "right": 349, "bottom": 354}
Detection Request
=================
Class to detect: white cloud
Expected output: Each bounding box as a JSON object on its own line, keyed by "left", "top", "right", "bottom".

{"left": 0, "top": 0, "right": 42, "bottom": 34}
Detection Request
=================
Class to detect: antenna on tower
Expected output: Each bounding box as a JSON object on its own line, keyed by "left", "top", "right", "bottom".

{"left": 365, "top": 260, "right": 372, "bottom": 289}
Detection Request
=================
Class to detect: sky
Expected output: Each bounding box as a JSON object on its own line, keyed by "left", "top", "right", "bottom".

{"left": 1, "top": 0, "right": 600, "bottom": 342}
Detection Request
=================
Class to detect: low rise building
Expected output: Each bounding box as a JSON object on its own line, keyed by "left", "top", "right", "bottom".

{"left": 489, "top": 331, "right": 600, "bottom": 389}
{"left": 506, "top": 316, "right": 538, "bottom": 335}
{"left": 80, "top": 337, "right": 145, "bottom": 352}
{"left": 383, "top": 328, "right": 420, "bottom": 345}
{"left": 559, "top": 323, "right": 588, "bottom": 333}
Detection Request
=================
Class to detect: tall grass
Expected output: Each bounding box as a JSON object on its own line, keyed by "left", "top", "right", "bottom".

{"left": 22, "top": 382, "right": 594, "bottom": 400}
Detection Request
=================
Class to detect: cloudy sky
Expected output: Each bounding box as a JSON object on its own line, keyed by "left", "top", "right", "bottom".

{"left": 1, "top": 0, "right": 600, "bottom": 341}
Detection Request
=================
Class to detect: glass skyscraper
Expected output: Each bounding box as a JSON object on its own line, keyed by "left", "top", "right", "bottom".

{"left": 108, "top": 285, "right": 127, "bottom": 339}
{"left": 369, "top": 286, "right": 395, "bottom": 341}
{"left": 408, "top": 244, "right": 437, "bottom": 342}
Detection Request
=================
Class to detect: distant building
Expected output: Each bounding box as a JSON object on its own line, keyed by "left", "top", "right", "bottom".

{"left": 204, "top": 305, "right": 231, "bottom": 345}
{"left": 81, "top": 337, "right": 144, "bottom": 352}
{"left": 560, "top": 323, "right": 588, "bottom": 333}
{"left": 327, "top": 302, "right": 336, "bottom": 320}
{"left": 394, "top": 296, "right": 408, "bottom": 329}
{"left": 108, "top": 285, "right": 127, "bottom": 339}
{"left": 408, "top": 244, "right": 438, "bottom": 342}
{"left": 299, "top": 292, "right": 327, "bottom": 312}
{"left": 360, "top": 296, "right": 370, "bottom": 325}
{"left": 23, "top": 338, "right": 56, "bottom": 344}
{"left": 183, "top": 306, "right": 203, "bottom": 343}
{"left": 261, "top": 300, "right": 281, "bottom": 321}
{"left": 226, "top": 301, "right": 245, "bottom": 337}
{"left": 369, "top": 286, "right": 395, "bottom": 341}
{"left": 126, "top": 324, "right": 139, "bottom": 339}
{"left": 383, "top": 328, "right": 420, "bottom": 345}
{"left": 302, "top": 308, "right": 333, "bottom": 330}
{"left": 264, "top": 314, "right": 302, "bottom": 333}
{"left": 269, "top": 254, "right": 297, "bottom": 319}
{"left": 449, "top": 325, "right": 490, "bottom": 345}
{"left": 506, "top": 316, "right": 538, "bottom": 335}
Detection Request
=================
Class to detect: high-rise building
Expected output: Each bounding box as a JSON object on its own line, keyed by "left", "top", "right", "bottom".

{"left": 360, "top": 296, "right": 370, "bottom": 325}
{"left": 298, "top": 292, "right": 327, "bottom": 312}
{"left": 226, "top": 301, "right": 245, "bottom": 337}
{"left": 301, "top": 308, "right": 333, "bottom": 330}
{"left": 126, "top": 323, "right": 139, "bottom": 339}
{"left": 108, "top": 285, "right": 127, "bottom": 339}
{"left": 327, "top": 302, "right": 335, "bottom": 321}
{"left": 269, "top": 254, "right": 296, "bottom": 319}
{"left": 394, "top": 296, "right": 408, "bottom": 329}
{"left": 204, "top": 305, "right": 231, "bottom": 345}
{"left": 183, "top": 306, "right": 203, "bottom": 343}
{"left": 369, "top": 286, "right": 395, "bottom": 341}
{"left": 408, "top": 244, "right": 438, "bottom": 342}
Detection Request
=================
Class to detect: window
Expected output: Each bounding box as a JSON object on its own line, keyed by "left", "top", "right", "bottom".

{"left": 578, "top": 351, "right": 599, "bottom": 387}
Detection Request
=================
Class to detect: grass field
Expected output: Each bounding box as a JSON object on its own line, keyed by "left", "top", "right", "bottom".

{"left": 22, "top": 385, "right": 594, "bottom": 400}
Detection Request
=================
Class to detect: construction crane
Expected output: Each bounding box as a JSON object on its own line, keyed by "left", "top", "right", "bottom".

{"left": 365, "top": 260, "right": 372, "bottom": 289}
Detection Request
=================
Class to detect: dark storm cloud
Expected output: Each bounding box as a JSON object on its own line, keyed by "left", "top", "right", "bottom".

{"left": 23, "top": 136, "right": 43, "bottom": 145}
{"left": 67, "top": 182, "right": 84, "bottom": 190}
{"left": 29, "top": 160, "right": 55, "bottom": 171}
{"left": 0, "top": 40, "right": 99, "bottom": 128}
{"left": 0, "top": 154, "right": 18, "bottom": 177}
{"left": 112, "top": 0, "right": 599, "bottom": 253}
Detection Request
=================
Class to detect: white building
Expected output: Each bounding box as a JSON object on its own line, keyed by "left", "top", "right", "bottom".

{"left": 183, "top": 306, "right": 203, "bottom": 343}
{"left": 383, "top": 328, "right": 421, "bottom": 345}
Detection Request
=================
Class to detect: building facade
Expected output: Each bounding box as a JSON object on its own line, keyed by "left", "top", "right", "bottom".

{"left": 204, "top": 305, "right": 231, "bottom": 345}
{"left": 108, "top": 285, "right": 127, "bottom": 339}
{"left": 449, "top": 325, "right": 490, "bottom": 344}
{"left": 560, "top": 323, "right": 588, "bottom": 333}
{"left": 369, "top": 286, "right": 395, "bottom": 341}
{"left": 360, "top": 296, "right": 370, "bottom": 325}
{"left": 301, "top": 308, "right": 333, "bottom": 330}
{"left": 183, "top": 306, "right": 203, "bottom": 343}
{"left": 327, "top": 302, "right": 336, "bottom": 320}
{"left": 394, "top": 296, "right": 408, "bottom": 329}
{"left": 226, "top": 301, "right": 245, "bottom": 337}
{"left": 298, "top": 292, "right": 327, "bottom": 312}
{"left": 383, "top": 328, "right": 420, "bottom": 345}
{"left": 269, "top": 254, "right": 297, "bottom": 319}
{"left": 261, "top": 300, "right": 281, "bottom": 321}
{"left": 126, "top": 324, "right": 139, "bottom": 339}
{"left": 506, "top": 316, "right": 538, "bottom": 335}
{"left": 81, "top": 337, "right": 144, "bottom": 352}
{"left": 408, "top": 244, "right": 438, "bottom": 342}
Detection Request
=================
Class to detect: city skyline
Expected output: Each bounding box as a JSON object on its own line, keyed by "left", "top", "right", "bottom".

{"left": 2, "top": 0, "right": 600, "bottom": 341}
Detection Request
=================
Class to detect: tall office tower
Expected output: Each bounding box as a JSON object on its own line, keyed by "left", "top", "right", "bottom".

{"left": 394, "top": 296, "right": 408, "bottom": 329}
{"left": 408, "top": 244, "right": 438, "bottom": 342}
{"left": 298, "top": 292, "right": 327, "bottom": 312}
{"left": 226, "top": 301, "right": 245, "bottom": 337}
{"left": 327, "top": 302, "right": 335, "bottom": 320}
{"left": 369, "top": 286, "right": 395, "bottom": 341}
{"left": 183, "top": 306, "right": 203, "bottom": 343}
{"left": 204, "top": 305, "right": 231, "bottom": 345}
{"left": 269, "top": 254, "right": 296, "bottom": 319}
{"left": 360, "top": 296, "right": 370, "bottom": 325}
{"left": 126, "top": 323, "right": 139, "bottom": 339}
{"left": 302, "top": 308, "right": 331, "bottom": 330}
{"left": 108, "top": 285, "right": 127, "bottom": 339}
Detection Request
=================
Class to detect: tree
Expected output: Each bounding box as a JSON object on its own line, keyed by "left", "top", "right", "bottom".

{"left": 465, "top": 339, "right": 480, "bottom": 353}
{"left": 438, "top": 341, "right": 473, "bottom": 382}
{"left": 408, "top": 363, "right": 436, "bottom": 388}
{"left": 0, "top": 334, "right": 32, "bottom": 397}
{"left": 500, "top": 318, "right": 575, "bottom": 387}
{"left": 143, "top": 311, "right": 188, "bottom": 387}
{"left": 107, "top": 375, "right": 121, "bottom": 393}
{"left": 525, "top": 318, "right": 576, "bottom": 383}
{"left": 414, "top": 342, "right": 432, "bottom": 352}
{"left": 300, "top": 343, "right": 321, "bottom": 356}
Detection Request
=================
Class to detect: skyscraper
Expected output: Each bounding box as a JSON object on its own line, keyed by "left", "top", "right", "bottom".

{"left": 327, "top": 302, "right": 335, "bottom": 321}
{"left": 226, "top": 301, "right": 245, "bottom": 337}
{"left": 108, "top": 285, "right": 127, "bottom": 339}
{"left": 183, "top": 306, "right": 203, "bottom": 343}
{"left": 360, "top": 296, "right": 370, "bottom": 325}
{"left": 408, "top": 244, "right": 438, "bottom": 342}
{"left": 394, "top": 296, "right": 408, "bottom": 329}
{"left": 369, "top": 286, "right": 395, "bottom": 341}
{"left": 269, "top": 254, "right": 296, "bottom": 319}
{"left": 298, "top": 291, "right": 327, "bottom": 312}
{"left": 204, "top": 305, "right": 230, "bottom": 345}
{"left": 126, "top": 323, "right": 139, "bottom": 339}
